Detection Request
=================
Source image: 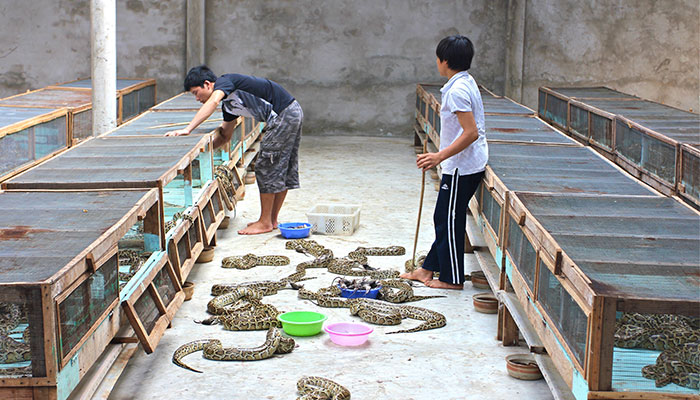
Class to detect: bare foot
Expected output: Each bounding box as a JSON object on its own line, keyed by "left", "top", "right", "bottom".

{"left": 247, "top": 220, "right": 278, "bottom": 229}
{"left": 399, "top": 268, "right": 434, "bottom": 284}
{"left": 425, "top": 280, "right": 463, "bottom": 290}
{"left": 238, "top": 221, "right": 274, "bottom": 235}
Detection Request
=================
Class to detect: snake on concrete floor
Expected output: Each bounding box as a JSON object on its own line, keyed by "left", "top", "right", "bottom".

{"left": 296, "top": 376, "right": 351, "bottom": 400}
{"left": 172, "top": 327, "right": 295, "bottom": 373}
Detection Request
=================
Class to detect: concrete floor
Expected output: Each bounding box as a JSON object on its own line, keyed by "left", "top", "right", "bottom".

{"left": 109, "top": 136, "right": 553, "bottom": 400}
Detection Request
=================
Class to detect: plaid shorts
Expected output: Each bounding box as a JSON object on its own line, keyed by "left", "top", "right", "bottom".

{"left": 255, "top": 100, "right": 303, "bottom": 193}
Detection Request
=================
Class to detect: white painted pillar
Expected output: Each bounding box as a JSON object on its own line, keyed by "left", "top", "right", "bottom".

{"left": 91, "top": 0, "right": 117, "bottom": 136}
{"left": 505, "top": 0, "right": 526, "bottom": 102}
{"left": 186, "top": 0, "right": 206, "bottom": 69}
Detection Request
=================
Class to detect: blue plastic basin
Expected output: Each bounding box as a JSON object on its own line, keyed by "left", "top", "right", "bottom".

{"left": 339, "top": 285, "right": 382, "bottom": 299}
{"left": 279, "top": 222, "right": 312, "bottom": 239}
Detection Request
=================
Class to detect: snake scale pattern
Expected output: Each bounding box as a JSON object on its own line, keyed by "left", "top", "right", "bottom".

{"left": 615, "top": 312, "right": 700, "bottom": 389}
{"left": 0, "top": 303, "right": 31, "bottom": 377}
{"left": 296, "top": 376, "right": 351, "bottom": 400}
{"left": 172, "top": 327, "right": 295, "bottom": 373}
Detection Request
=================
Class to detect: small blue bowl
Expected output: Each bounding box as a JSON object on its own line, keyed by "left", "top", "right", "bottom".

{"left": 279, "top": 222, "right": 312, "bottom": 239}
{"left": 339, "top": 285, "right": 382, "bottom": 299}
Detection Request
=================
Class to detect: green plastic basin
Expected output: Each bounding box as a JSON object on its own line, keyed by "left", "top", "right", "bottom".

{"left": 277, "top": 311, "right": 327, "bottom": 336}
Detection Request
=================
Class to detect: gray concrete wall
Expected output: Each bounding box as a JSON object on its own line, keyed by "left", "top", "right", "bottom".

{"left": 204, "top": 0, "right": 507, "bottom": 135}
{"left": 510, "top": 0, "right": 699, "bottom": 113}
{"left": 0, "top": 1, "right": 697, "bottom": 135}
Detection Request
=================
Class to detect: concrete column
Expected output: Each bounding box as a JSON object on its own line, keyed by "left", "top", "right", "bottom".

{"left": 90, "top": 0, "right": 117, "bottom": 136}
{"left": 186, "top": 0, "right": 206, "bottom": 69}
{"left": 505, "top": 0, "right": 526, "bottom": 102}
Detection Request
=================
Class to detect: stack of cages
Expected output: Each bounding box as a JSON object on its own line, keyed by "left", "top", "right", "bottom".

{"left": 503, "top": 192, "right": 699, "bottom": 399}
{"left": 0, "top": 188, "right": 184, "bottom": 400}
{"left": 537, "top": 87, "right": 639, "bottom": 138}
{"left": 151, "top": 93, "right": 247, "bottom": 201}
{"left": 2, "top": 134, "right": 219, "bottom": 286}
{"left": 0, "top": 106, "right": 68, "bottom": 182}
{"left": 48, "top": 78, "right": 156, "bottom": 124}
{"left": 537, "top": 86, "right": 700, "bottom": 207}
{"left": 0, "top": 88, "right": 93, "bottom": 146}
{"left": 614, "top": 108, "right": 700, "bottom": 199}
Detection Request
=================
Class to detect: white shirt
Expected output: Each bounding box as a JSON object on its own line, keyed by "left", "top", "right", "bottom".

{"left": 439, "top": 71, "right": 488, "bottom": 175}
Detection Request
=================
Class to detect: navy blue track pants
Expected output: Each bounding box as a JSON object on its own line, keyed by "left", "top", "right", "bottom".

{"left": 422, "top": 170, "right": 484, "bottom": 285}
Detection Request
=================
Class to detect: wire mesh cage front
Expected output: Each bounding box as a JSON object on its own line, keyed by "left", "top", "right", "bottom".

{"left": 71, "top": 108, "right": 93, "bottom": 142}
{"left": 0, "top": 114, "right": 67, "bottom": 177}
{"left": 0, "top": 292, "right": 44, "bottom": 379}
{"left": 611, "top": 311, "right": 699, "bottom": 394}
{"left": 615, "top": 119, "right": 678, "bottom": 185}
{"left": 57, "top": 254, "right": 119, "bottom": 360}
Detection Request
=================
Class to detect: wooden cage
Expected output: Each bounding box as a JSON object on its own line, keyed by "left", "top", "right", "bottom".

{"left": 537, "top": 87, "right": 639, "bottom": 133}
{"left": 500, "top": 192, "right": 699, "bottom": 399}
{"left": 2, "top": 135, "right": 215, "bottom": 231}
{"left": 0, "top": 106, "right": 69, "bottom": 182}
{"left": 614, "top": 114, "right": 700, "bottom": 198}
{"left": 0, "top": 88, "right": 93, "bottom": 146}
{"left": 48, "top": 78, "right": 156, "bottom": 124}
{"left": 0, "top": 189, "right": 183, "bottom": 400}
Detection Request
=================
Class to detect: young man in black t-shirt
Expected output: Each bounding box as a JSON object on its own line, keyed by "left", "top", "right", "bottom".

{"left": 166, "top": 65, "right": 303, "bottom": 235}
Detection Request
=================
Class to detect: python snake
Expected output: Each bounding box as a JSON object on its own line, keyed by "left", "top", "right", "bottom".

{"left": 642, "top": 341, "right": 700, "bottom": 390}
{"left": 0, "top": 303, "right": 31, "bottom": 377}
{"left": 222, "top": 254, "right": 290, "bottom": 269}
{"left": 296, "top": 376, "right": 351, "bottom": 400}
{"left": 172, "top": 327, "right": 295, "bottom": 373}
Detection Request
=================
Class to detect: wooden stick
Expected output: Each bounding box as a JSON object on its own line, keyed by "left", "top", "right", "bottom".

{"left": 147, "top": 118, "right": 223, "bottom": 129}
{"left": 412, "top": 140, "right": 428, "bottom": 267}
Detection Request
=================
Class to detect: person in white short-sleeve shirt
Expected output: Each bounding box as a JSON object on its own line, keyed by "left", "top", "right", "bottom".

{"left": 401, "top": 35, "right": 489, "bottom": 290}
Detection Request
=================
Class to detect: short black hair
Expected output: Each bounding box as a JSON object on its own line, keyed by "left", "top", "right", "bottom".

{"left": 436, "top": 35, "right": 474, "bottom": 71}
{"left": 184, "top": 65, "right": 217, "bottom": 91}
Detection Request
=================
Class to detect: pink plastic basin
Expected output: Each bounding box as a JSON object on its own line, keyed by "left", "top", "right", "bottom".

{"left": 324, "top": 322, "right": 373, "bottom": 346}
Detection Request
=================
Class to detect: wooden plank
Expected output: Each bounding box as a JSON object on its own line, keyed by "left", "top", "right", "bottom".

{"left": 91, "top": 344, "right": 139, "bottom": 400}
{"left": 586, "top": 296, "right": 616, "bottom": 391}
{"left": 533, "top": 353, "right": 577, "bottom": 400}
{"left": 496, "top": 290, "right": 545, "bottom": 353}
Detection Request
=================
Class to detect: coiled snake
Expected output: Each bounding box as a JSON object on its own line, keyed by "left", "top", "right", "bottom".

{"left": 642, "top": 341, "right": 700, "bottom": 390}
{"left": 172, "top": 327, "right": 295, "bottom": 373}
{"left": 296, "top": 376, "right": 351, "bottom": 400}
{"left": 0, "top": 303, "right": 31, "bottom": 376}
{"left": 298, "top": 287, "right": 446, "bottom": 334}
{"left": 222, "top": 254, "right": 290, "bottom": 269}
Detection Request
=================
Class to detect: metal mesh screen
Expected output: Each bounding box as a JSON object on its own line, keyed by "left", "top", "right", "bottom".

{"left": 544, "top": 94, "right": 568, "bottom": 128}
{"left": 506, "top": 216, "right": 537, "bottom": 291}
{"left": 590, "top": 113, "right": 613, "bottom": 151}
{"left": 138, "top": 85, "right": 156, "bottom": 113}
{"left": 72, "top": 108, "right": 93, "bottom": 140}
{"left": 0, "top": 129, "right": 31, "bottom": 175}
{"left": 152, "top": 264, "right": 177, "bottom": 308}
{"left": 569, "top": 104, "right": 589, "bottom": 139}
{"left": 121, "top": 91, "right": 139, "bottom": 122}
{"left": 0, "top": 291, "right": 43, "bottom": 378}
{"left": 244, "top": 118, "right": 253, "bottom": 136}
{"left": 681, "top": 146, "right": 699, "bottom": 202}
{"left": 188, "top": 222, "right": 201, "bottom": 253}
{"left": 481, "top": 186, "right": 501, "bottom": 238}
{"left": 537, "top": 264, "right": 588, "bottom": 366}
{"left": 133, "top": 286, "right": 160, "bottom": 334}
{"left": 616, "top": 120, "right": 677, "bottom": 184}
{"left": 58, "top": 253, "right": 118, "bottom": 359}
{"left": 538, "top": 90, "right": 546, "bottom": 117}
{"left": 33, "top": 116, "right": 67, "bottom": 159}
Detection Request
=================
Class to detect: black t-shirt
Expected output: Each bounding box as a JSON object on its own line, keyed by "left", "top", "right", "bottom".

{"left": 213, "top": 74, "right": 295, "bottom": 123}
